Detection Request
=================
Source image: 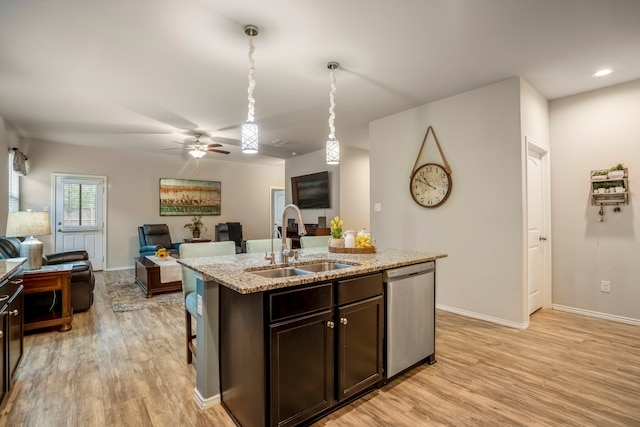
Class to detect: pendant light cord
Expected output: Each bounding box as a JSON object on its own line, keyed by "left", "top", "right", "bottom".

{"left": 328, "top": 68, "right": 336, "bottom": 139}
{"left": 247, "top": 36, "right": 256, "bottom": 122}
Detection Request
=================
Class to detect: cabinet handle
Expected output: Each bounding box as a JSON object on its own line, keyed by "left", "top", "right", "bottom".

{"left": 0, "top": 295, "right": 9, "bottom": 303}
{"left": 340, "top": 317, "right": 348, "bottom": 325}
{"left": 9, "top": 279, "right": 23, "bottom": 285}
{"left": 326, "top": 320, "right": 335, "bottom": 329}
{"left": 0, "top": 331, "right": 3, "bottom": 338}
{"left": 539, "top": 236, "right": 547, "bottom": 241}
{"left": 9, "top": 309, "right": 19, "bottom": 317}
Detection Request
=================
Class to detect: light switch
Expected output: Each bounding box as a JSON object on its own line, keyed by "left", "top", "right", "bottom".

{"left": 374, "top": 203, "right": 382, "bottom": 212}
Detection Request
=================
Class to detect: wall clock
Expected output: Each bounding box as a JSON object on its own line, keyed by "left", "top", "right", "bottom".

{"left": 409, "top": 126, "right": 453, "bottom": 208}
{"left": 410, "top": 163, "right": 452, "bottom": 208}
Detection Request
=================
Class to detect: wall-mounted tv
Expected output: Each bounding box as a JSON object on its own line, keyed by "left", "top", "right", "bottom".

{"left": 291, "top": 171, "right": 331, "bottom": 209}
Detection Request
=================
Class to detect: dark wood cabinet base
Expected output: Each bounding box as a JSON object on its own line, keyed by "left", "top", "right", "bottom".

{"left": 134, "top": 257, "right": 182, "bottom": 298}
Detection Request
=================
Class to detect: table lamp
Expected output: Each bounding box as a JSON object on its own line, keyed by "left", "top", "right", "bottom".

{"left": 5, "top": 211, "right": 52, "bottom": 270}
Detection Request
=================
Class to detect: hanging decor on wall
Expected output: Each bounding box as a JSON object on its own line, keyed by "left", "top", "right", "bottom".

{"left": 409, "top": 126, "right": 453, "bottom": 208}
{"left": 159, "top": 178, "right": 221, "bottom": 216}
{"left": 325, "top": 61, "right": 340, "bottom": 165}
{"left": 241, "top": 25, "right": 259, "bottom": 154}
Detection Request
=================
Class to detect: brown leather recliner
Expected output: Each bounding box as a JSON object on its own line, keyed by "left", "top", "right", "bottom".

{"left": 0, "top": 236, "right": 95, "bottom": 312}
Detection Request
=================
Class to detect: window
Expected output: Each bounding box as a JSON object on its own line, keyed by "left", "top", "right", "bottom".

{"left": 7, "top": 150, "right": 19, "bottom": 212}
{"left": 62, "top": 182, "right": 97, "bottom": 227}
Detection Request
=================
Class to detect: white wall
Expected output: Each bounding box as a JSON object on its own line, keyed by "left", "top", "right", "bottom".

{"left": 20, "top": 139, "right": 284, "bottom": 269}
{"left": 339, "top": 146, "right": 370, "bottom": 232}
{"left": 370, "top": 77, "right": 527, "bottom": 326}
{"left": 285, "top": 150, "right": 340, "bottom": 225}
{"left": 0, "top": 116, "right": 8, "bottom": 234}
{"left": 550, "top": 79, "right": 640, "bottom": 321}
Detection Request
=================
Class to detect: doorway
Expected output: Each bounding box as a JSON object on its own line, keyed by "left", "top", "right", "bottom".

{"left": 53, "top": 173, "right": 106, "bottom": 270}
{"left": 526, "top": 138, "right": 551, "bottom": 315}
{"left": 271, "top": 187, "right": 285, "bottom": 234}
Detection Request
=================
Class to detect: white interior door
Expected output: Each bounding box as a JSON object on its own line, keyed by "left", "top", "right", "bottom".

{"left": 54, "top": 174, "right": 106, "bottom": 270}
{"left": 527, "top": 147, "right": 547, "bottom": 314}
{"left": 271, "top": 188, "right": 285, "bottom": 230}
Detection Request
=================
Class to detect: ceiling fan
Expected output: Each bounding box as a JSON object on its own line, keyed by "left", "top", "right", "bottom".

{"left": 165, "top": 132, "right": 230, "bottom": 158}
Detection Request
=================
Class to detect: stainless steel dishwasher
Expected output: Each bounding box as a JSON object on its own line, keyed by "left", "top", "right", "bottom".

{"left": 384, "top": 261, "right": 436, "bottom": 379}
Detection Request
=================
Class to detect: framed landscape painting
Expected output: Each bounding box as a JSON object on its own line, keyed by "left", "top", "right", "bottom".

{"left": 159, "top": 178, "right": 221, "bottom": 216}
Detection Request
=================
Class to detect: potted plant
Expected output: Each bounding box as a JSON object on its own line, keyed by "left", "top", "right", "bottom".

{"left": 591, "top": 170, "right": 608, "bottom": 181}
{"left": 184, "top": 216, "right": 206, "bottom": 239}
{"left": 608, "top": 163, "right": 625, "bottom": 179}
{"left": 329, "top": 216, "right": 344, "bottom": 248}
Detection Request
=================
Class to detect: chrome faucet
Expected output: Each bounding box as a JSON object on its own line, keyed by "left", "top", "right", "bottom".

{"left": 280, "top": 204, "right": 307, "bottom": 264}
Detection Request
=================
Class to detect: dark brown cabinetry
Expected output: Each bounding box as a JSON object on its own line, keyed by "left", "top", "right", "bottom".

{"left": 220, "top": 273, "right": 383, "bottom": 427}
{"left": 1, "top": 271, "right": 24, "bottom": 406}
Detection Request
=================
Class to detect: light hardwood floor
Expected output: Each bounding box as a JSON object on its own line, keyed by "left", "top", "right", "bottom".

{"left": 2, "top": 271, "right": 639, "bottom": 426}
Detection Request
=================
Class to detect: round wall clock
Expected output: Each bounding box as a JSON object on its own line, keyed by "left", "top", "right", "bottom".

{"left": 410, "top": 163, "right": 452, "bottom": 208}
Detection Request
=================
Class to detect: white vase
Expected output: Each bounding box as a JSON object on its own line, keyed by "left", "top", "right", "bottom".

{"left": 608, "top": 170, "right": 624, "bottom": 179}
{"left": 328, "top": 237, "right": 344, "bottom": 248}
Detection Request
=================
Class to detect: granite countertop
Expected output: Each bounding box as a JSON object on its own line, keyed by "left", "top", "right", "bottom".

{"left": 0, "top": 258, "right": 27, "bottom": 282}
{"left": 177, "top": 248, "right": 447, "bottom": 294}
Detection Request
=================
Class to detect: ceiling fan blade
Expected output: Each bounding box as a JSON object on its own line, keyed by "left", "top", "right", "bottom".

{"left": 207, "top": 148, "right": 230, "bottom": 154}
{"left": 207, "top": 143, "right": 223, "bottom": 148}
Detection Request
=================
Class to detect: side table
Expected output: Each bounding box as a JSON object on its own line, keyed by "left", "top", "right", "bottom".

{"left": 183, "top": 238, "right": 212, "bottom": 243}
{"left": 22, "top": 264, "right": 73, "bottom": 332}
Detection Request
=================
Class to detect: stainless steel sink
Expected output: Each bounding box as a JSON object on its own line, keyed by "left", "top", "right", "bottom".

{"left": 249, "top": 267, "right": 311, "bottom": 278}
{"left": 297, "top": 261, "right": 353, "bottom": 272}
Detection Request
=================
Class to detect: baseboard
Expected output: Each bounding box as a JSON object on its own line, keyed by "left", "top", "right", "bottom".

{"left": 103, "top": 266, "right": 133, "bottom": 272}
{"left": 193, "top": 388, "right": 220, "bottom": 410}
{"left": 552, "top": 304, "right": 640, "bottom": 326}
{"left": 436, "top": 304, "right": 528, "bottom": 329}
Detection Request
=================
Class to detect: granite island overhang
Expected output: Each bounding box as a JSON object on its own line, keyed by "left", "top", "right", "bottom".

{"left": 176, "top": 247, "right": 447, "bottom": 415}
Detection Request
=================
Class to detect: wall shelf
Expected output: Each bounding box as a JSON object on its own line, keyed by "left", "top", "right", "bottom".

{"left": 590, "top": 168, "right": 629, "bottom": 206}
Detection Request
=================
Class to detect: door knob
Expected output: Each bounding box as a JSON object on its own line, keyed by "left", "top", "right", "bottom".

{"left": 539, "top": 236, "right": 547, "bottom": 241}
{"left": 9, "top": 309, "right": 18, "bottom": 316}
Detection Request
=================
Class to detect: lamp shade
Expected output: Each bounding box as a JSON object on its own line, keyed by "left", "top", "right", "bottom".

{"left": 5, "top": 211, "right": 51, "bottom": 237}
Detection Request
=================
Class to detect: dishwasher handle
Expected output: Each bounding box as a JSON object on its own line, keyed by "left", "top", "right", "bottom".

{"left": 384, "top": 261, "right": 435, "bottom": 281}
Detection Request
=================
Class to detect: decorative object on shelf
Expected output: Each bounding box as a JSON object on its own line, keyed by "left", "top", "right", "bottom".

{"left": 608, "top": 163, "right": 625, "bottom": 179}
{"left": 328, "top": 237, "right": 345, "bottom": 249}
{"left": 410, "top": 126, "right": 452, "bottom": 208}
{"left": 184, "top": 215, "right": 206, "bottom": 238}
{"left": 159, "top": 178, "right": 221, "bottom": 216}
{"left": 325, "top": 61, "right": 340, "bottom": 165}
{"left": 589, "top": 168, "right": 629, "bottom": 207}
{"left": 5, "top": 210, "right": 51, "bottom": 270}
{"left": 330, "top": 216, "right": 343, "bottom": 238}
{"left": 241, "top": 25, "right": 259, "bottom": 154}
{"left": 155, "top": 248, "right": 169, "bottom": 259}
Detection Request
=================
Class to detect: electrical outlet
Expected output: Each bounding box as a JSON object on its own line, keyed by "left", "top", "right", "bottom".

{"left": 374, "top": 203, "right": 382, "bottom": 212}
{"left": 197, "top": 294, "right": 203, "bottom": 315}
{"left": 600, "top": 280, "right": 611, "bottom": 293}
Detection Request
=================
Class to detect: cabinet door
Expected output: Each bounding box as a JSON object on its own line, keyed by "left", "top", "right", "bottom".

{"left": 1, "top": 311, "right": 7, "bottom": 403}
{"left": 337, "top": 296, "right": 383, "bottom": 401}
{"left": 270, "top": 310, "right": 334, "bottom": 427}
{"left": 8, "top": 293, "right": 23, "bottom": 381}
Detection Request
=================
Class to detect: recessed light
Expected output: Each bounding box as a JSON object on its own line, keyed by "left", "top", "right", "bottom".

{"left": 593, "top": 68, "right": 614, "bottom": 77}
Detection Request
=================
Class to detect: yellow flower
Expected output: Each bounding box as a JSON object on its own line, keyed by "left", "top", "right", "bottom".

{"left": 330, "top": 216, "right": 343, "bottom": 239}
{"left": 155, "top": 248, "right": 169, "bottom": 259}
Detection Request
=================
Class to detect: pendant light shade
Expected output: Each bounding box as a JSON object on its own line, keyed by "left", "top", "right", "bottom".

{"left": 325, "top": 61, "right": 340, "bottom": 165}
{"left": 242, "top": 25, "right": 259, "bottom": 154}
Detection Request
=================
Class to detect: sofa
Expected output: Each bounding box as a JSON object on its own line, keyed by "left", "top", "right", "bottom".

{"left": 0, "top": 236, "right": 96, "bottom": 312}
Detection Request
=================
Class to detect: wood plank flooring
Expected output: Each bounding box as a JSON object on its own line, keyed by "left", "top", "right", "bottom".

{"left": 2, "top": 271, "right": 639, "bottom": 426}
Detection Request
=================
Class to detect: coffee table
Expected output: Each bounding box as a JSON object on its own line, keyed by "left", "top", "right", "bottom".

{"left": 134, "top": 257, "right": 182, "bottom": 298}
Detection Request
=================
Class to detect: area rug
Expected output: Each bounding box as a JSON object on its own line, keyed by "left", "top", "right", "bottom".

{"left": 105, "top": 273, "right": 182, "bottom": 313}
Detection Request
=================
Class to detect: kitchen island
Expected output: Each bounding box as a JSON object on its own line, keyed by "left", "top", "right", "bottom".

{"left": 178, "top": 247, "right": 446, "bottom": 426}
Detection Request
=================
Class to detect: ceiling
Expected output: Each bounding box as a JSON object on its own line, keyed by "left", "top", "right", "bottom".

{"left": 1, "top": 0, "right": 639, "bottom": 165}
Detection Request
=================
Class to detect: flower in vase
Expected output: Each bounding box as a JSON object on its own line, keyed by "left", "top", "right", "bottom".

{"left": 330, "top": 216, "right": 344, "bottom": 239}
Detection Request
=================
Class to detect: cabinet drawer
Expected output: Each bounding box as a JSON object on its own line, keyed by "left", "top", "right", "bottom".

{"left": 338, "top": 273, "right": 383, "bottom": 305}
{"left": 269, "top": 283, "right": 333, "bottom": 323}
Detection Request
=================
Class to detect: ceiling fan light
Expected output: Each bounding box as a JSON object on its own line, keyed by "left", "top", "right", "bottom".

{"left": 326, "top": 138, "right": 340, "bottom": 165}
{"left": 241, "top": 121, "right": 258, "bottom": 153}
{"left": 189, "top": 149, "right": 206, "bottom": 159}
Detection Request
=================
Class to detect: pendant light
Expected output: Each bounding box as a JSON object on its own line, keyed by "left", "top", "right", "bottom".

{"left": 242, "top": 25, "right": 259, "bottom": 154}
{"left": 325, "top": 61, "right": 340, "bottom": 165}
